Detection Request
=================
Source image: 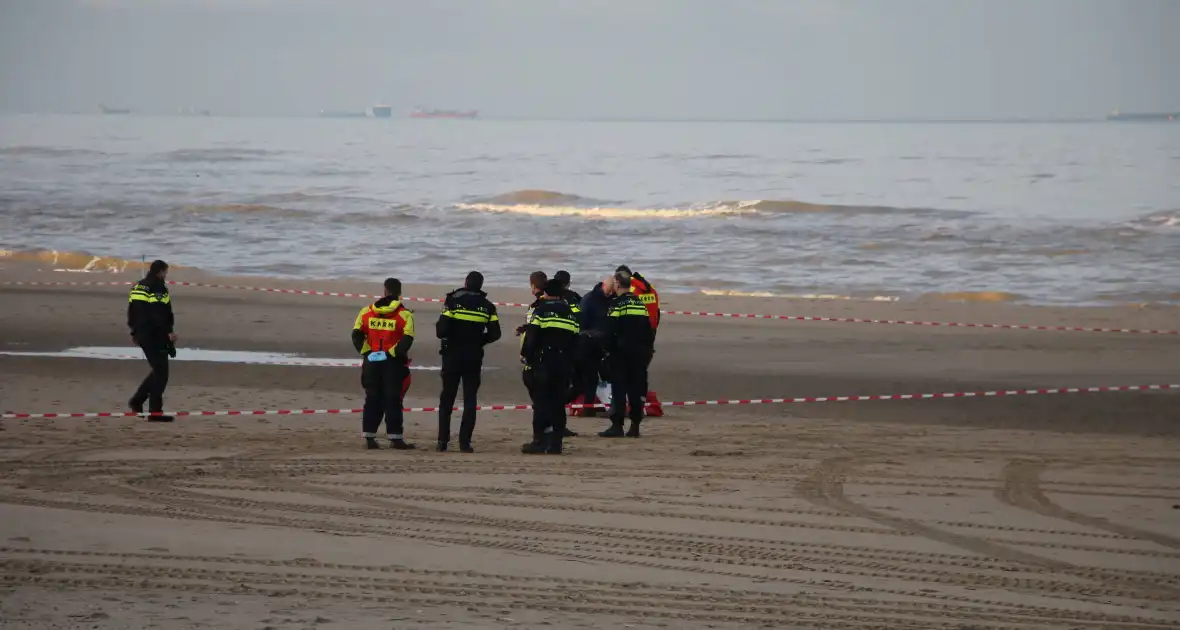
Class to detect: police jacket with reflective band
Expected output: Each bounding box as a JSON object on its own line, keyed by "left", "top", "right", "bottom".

{"left": 127, "top": 277, "right": 174, "bottom": 339}
{"left": 436, "top": 287, "right": 501, "bottom": 349}
{"left": 607, "top": 292, "right": 655, "bottom": 355}
{"left": 351, "top": 297, "right": 415, "bottom": 359}
{"left": 630, "top": 272, "right": 661, "bottom": 332}
{"left": 520, "top": 298, "right": 580, "bottom": 371}
{"left": 561, "top": 289, "right": 583, "bottom": 316}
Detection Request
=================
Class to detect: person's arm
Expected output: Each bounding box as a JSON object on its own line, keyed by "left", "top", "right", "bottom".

{"left": 351, "top": 308, "right": 367, "bottom": 354}
{"left": 520, "top": 322, "right": 541, "bottom": 364}
{"left": 162, "top": 291, "right": 175, "bottom": 336}
{"left": 436, "top": 297, "right": 454, "bottom": 340}
{"left": 483, "top": 304, "right": 501, "bottom": 345}
{"left": 394, "top": 311, "right": 415, "bottom": 358}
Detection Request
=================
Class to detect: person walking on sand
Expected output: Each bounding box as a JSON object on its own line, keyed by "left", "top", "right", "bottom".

{"left": 435, "top": 271, "right": 501, "bottom": 453}
{"left": 351, "top": 278, "right": 417, "bottom": 450}
{"left": 127, "top": 260, "right": 177, "bottom": 422}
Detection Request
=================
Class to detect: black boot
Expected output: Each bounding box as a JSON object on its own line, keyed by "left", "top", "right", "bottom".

{"left": 626, "top": 422, "right": 641, "bottom": 438}
{"left": 459, "top": 443, "right": 475, "bottom": 454}
{"left": 561, "top": 427, "right": 579, "bottom": 438}
{"left": 365, "top": 438, "right": 381, "bottom": 450}
{"left": 390, "top": 439, "right": 417, "bottom": 450}
{"left": 521, "top": 434, "right": 550, "bottom": 454}
{"left": 436, "top": 442, "right": 448, "bottom": 452}
{"left": 146, "top": 411, "right": 174, "bottom": 423}
{"left": 599, "top": 421, "right": 625, "bottom": 438}
{"left": 547, "top": 433, "right": 564, "bottom": 455}
{"left": 128, "top": 397, "right": 144, "bottom": 414}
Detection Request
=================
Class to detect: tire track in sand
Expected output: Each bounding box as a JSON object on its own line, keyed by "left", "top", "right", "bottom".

{"left": 997, "top": 460, "right": 1180, "bottom": 551}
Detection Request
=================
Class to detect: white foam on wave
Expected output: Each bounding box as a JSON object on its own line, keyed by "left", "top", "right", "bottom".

{"left": 453, "top": 202, "right": 758, "bottom": 220}
{"left": 698, "top": 290, "right": 900, "bottom": 302}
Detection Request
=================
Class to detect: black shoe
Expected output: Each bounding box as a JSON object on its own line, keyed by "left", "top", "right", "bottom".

{"left": 459, "top": 444, "right": 474, "bottom": 454}
{"left": 561, "top": 428, "right": 578, "bottom": 438}
{"left": 626, "top": 424, "right": 641, "bottom": 438}
{"left": 366, "top": 438, "right": 381, "bottom": 450}
{"left": 128, "top": 398, "right": 144, "bottom": 414}
{"left": 599, "top": 424, "right": 625, "bottom": 438}
{"left": 521, "top": 438, "right": 549, "bottom": 454}
{"left": 390, "top": 439, "right": 417, "bottom": 450}
{"left": 582, "top": 408, "right": 599, "bottom": 418}
{"left": 436, "top": 442, "right": 448, "bottom": 452}
{"left": 146, "top": 412, "right": 173, "bottom": 423}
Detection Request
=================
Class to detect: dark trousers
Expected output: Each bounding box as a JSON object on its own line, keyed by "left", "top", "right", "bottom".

{"left": 523, "top": 368, "right": 568, "bottom": 441}
{"left": 438, "top": 349, "right": 483, "bottom": 446}
{"left": 609, "top": 353, "right": 649, "bottom": 424}
{"left": 576, "top": 339, "right": 604, "bottom": 412}
{"left": 131, "top": 338, "right": 170, "bottom": 412}
{"left": 361, "top": 357, "right": 408, "bottom": 438}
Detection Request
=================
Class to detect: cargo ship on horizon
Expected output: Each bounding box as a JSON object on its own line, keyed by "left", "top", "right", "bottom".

{"left": 409, "top": 107, "right": 478, "bottom": 119}
{"left": 1106, "top": 108, "right": 1177, "bottom": 122}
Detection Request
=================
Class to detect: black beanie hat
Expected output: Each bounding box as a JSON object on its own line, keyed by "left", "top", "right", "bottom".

{"left": 542, "top": 279, "right": 564, "bottom": 297}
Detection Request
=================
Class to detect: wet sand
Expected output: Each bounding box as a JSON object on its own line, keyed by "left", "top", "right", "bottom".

{"left": 2, "top": 265, "right": 1179, "bottom": 628}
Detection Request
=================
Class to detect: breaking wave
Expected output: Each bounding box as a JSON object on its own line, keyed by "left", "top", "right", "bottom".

{"left": 698, "top": 289, "right": 899, "bottom": 302}
{"left": 1129, "top": 209, "right": 1180, "bottom": 230}
{"left": 456, "top": 192, "right": 967, "bottom": 220}
{"left": 0, "top": 249, "right": 166, "bottom": 273}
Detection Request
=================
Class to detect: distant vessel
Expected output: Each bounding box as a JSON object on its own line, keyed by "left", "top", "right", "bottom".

{"left": 369, "top": 105, "right": 393, "bottom": 118}
{"left": 1106, "top": 108, "right": 1177, "bottom": 122}
{"left": 177, "top": 106, "right": 211, "bottom": 117}
{"left": 98, "top": 104, "right": 130, "bottom": 115}
{"left": 319, "top": 109, "right": 367, "bottom": 118}
{"left": 409, "top": 107, "right": 478, "bottom": 119}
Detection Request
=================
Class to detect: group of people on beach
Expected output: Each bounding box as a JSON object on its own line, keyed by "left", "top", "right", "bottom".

{"left": 127, "top": 260, "right": 660, "bottom": 455}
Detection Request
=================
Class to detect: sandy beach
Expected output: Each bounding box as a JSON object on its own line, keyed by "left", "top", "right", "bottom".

{"left": 2, "top": 263, "right": 1179, "bottom": 629}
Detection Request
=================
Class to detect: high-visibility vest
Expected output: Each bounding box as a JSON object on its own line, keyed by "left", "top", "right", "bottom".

{"left": 630, "top": 275, "right": 660, "bottom": 330}
{"left": 355, "top": 302, "right": 414, "bottom": 355}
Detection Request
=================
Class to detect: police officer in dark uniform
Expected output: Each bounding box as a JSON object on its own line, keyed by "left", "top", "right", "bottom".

{"left": 553, "top": 270, "right": 582, "bottom": 307}
{"left": 435, "top": 271, "right": 501, "bottom": 453}
{"left": 599, "top": 270, "right": 655, "bottom": 438}
{"left": 127, "top": 260, "right": 177, "bottom": 422}
{"left": 520, "top": 279, "right": 580, "bottom": 454}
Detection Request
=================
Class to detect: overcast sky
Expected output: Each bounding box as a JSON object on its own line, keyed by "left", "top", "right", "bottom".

{"left": 1, "top": 0, "right": 1176, "bottom": 119}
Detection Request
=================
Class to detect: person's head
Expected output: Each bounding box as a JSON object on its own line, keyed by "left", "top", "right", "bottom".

{"left": 542, "top": 278, "right": 565, "bottom": 298}
{"left": 615, "top": 264, "right": 632, "bottom": 275}
{"left": 529, "top": 270, "right": 547, "bottom": 294}
{"left": 613, "top": 270, "right": 632, "bottom": 295}
{"left": 554, "top": 270, "right": 571, "bottom": 289}
{"left": 383, "top": 277, "right": 401, "bottom": 299}
{"left": 148, "top": 260, "right": 169, "bottom": 280}
{"left": 601, "top": 274, "right": 615, "bottom": 295}
{"left": 464, "top": 271, "right": 484, "bottom": 292}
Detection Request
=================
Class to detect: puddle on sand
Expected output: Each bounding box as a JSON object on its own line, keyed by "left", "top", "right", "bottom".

{"left": 0, "top": 346, "right": 443, "bottom": 370}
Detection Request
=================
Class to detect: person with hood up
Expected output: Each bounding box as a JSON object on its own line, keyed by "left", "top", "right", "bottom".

{"left": 127, "top": 259, "right": 177, "bottom": 422}
{"left": 351, "top": 278, "right": 416, "bottom": 450}
{"left": 435, "top": 271, "right": 501, "bottom": 453}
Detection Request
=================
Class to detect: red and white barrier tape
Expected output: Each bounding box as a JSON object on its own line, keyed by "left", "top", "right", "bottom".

{"left": 3, "top": 383, "right": 1176, "bottom": 419}
{"left": 4, "top": 280, "right": 1179, "bottom": 336}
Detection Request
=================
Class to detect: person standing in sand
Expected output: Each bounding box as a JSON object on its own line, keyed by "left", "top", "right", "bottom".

{"left": 520, "top": 279, "right": 580, "bottom": 454}
{"left": 600, "top": 270, "right": 654, "bottom": 438}
{"left": 435, "top": 271, "right": 501, "bottom": 453}
{"left": 127, "top": 260, "right": 177, "bottom": 422}
{"left": 351, "top": 278, "right": 416, "bottom": 451}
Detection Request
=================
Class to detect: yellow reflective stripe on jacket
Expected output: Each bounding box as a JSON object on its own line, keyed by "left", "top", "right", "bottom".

{"left": 532, "top": 315, "right": 579, "bottom": 333}
{"left": 128, "top": 286, "right": 171, "bottom": 304}
{"left": 609, "top": 304, "right": 648, "bottom": 318}
{"left": 442, "top": 308, "right": 493, "bottom": 323}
